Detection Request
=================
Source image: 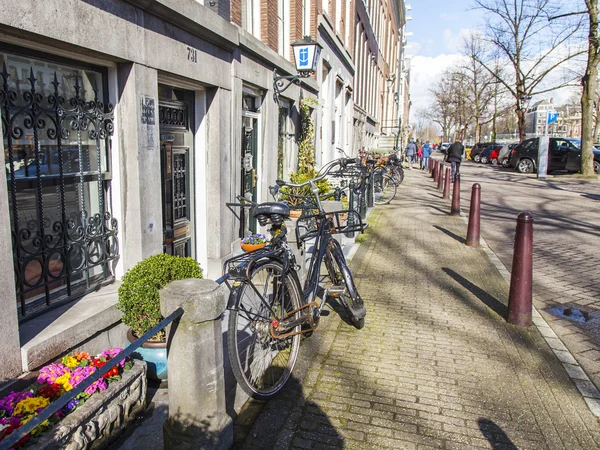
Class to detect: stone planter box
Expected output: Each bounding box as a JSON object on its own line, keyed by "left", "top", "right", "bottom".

{"left": 30, "top": 361, "right": 147, "bottom": 450}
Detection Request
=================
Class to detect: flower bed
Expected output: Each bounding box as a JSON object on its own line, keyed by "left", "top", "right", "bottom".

{"left": 0, "top": 348, "right": 146, "bottom": 448}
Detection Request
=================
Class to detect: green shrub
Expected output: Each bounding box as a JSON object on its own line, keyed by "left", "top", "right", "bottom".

{"left": 117, "top": 254, "right": 203, "bottom": 339}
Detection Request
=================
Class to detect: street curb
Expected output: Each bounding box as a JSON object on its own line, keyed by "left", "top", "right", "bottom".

{"left": 455, "top": 203, "right": 600, "bottom": 418}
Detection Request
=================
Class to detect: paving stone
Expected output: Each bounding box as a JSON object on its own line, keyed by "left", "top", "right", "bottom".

{"left": 238, "top": 168, "right": 600, "bottom": 450}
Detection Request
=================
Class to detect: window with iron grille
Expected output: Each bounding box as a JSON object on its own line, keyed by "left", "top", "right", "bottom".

{"left": 0, "top": 50, "right": 118, "bottom": 320}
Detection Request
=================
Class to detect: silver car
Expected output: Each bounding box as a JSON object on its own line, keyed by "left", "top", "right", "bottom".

{"left": 498, "top": 143, "right": 518, "bottom": 167}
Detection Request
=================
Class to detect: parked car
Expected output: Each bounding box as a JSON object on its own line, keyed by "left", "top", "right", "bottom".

{"left": 497, "top": 143, "right": 518, "bottom": 167}
{"left": 470, "top": 142, "right": 493, "bottom": 162}
{"left": 439, "top": 142, "right": 451, "bottom": 154}
{"left": 479, "top": 144, "right": 504, "bottom": 164}
{"left": 508, "top": 137, "right": 598, "bottom": 173}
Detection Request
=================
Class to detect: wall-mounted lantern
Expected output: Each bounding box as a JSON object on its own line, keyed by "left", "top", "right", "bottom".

{"left": 273, "top": 36, "right": 322, "bottom": 103}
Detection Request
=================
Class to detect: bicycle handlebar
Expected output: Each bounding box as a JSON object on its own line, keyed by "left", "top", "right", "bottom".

{"left": 276, "top": 158, "right": 358, "bottom": 188}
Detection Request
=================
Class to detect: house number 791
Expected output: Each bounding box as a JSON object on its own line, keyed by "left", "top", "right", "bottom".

{"left": 187, "top": 47, "right": 198, "bottom": 63}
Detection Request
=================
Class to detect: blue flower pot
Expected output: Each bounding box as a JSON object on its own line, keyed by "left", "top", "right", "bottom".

{"left": 127, "top": 328, "right": 168, "bottom": 381}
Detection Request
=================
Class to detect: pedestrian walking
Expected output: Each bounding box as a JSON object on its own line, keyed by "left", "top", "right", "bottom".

{"left": 416, "top": 145, "right": 423, "bottom": 168}
{"left": 421, "top": 141, "right": 432, "bottom": 170}
{"left": 405, "top": 139, "right": 417, "bottom": 170}
{"left": 445, "top": 139, "right": 465, "bottom": 181}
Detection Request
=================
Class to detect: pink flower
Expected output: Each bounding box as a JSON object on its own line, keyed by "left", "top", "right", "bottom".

{"left": 37, "top": 363, "right": 69, "bottom": 384}
{"left": 69, "top": 366, "right": 96, "bottom": 388}
{"left": 99, "top": 348, "right": 126, "bottom": 367}
{"left": 84, "top": 378, "right": 107, "bottom": 396}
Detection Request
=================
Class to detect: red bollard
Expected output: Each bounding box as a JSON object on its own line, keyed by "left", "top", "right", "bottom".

{"left": 429, "top": 158, "right": 433, "bottom": 173}
{"left": 437, "top": 164, "right": 444, "bottom": 190}
{"left": 507, "top": 212, "right": 534, "bottom": 326}
{"left": 466, "top": 183, "right": 480, "bottom": 247}
{"left": 443, "top": 168, "right": 451, "bottom": 199}
{"left": 451, "top": 173, "right": 461, "bottom": 215}
{"left": 431, "top": 160, "right": 437, "bottom": 179}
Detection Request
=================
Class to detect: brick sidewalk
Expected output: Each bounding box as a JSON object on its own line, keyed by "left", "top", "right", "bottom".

{"left": 240, "top": 169, "right": 600, "bottom": 450}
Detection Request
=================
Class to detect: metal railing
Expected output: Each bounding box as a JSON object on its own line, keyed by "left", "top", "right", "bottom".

{"left": 0, "top": 308, "right": 184, "bottom": 450}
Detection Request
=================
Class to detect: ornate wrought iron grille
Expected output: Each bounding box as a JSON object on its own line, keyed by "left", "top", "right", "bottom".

{"left": 159, "top": 105, "right": 187, "bottom": 129}
{"left": 173, "top": 152, "right": 187, "bottom": 220}
{"left": 0, "top": 62, "right": 119, "bottom": 319}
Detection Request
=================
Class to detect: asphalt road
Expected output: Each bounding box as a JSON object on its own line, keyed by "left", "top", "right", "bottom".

{"left": 436, "top": 155, "right": 600, "bottom": 391}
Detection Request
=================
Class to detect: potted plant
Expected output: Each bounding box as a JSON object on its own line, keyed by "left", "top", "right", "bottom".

{"left": 117, "top": 254, "right": 203, "bottom": 380}
{"left": 241, "top": 233, "right": 268, "bottom": 252}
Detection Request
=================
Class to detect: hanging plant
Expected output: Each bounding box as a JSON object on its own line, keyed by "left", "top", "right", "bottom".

{"left": 281, "top": 98, "right": 331, "bottom": 207}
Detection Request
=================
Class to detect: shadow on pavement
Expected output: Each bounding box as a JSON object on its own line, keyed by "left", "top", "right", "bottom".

{"left": 478, "top": 418, "right": 518, "bottom": 449}
{"left": 427, "top": 204, "right": 450, "bottom": 216}
{"left": 442, "top": 268, "right": 508, "bottom": 319}
{"left": 237, "top": 375, "right": 341, "bottom": 449}
{"left": 433, "top": 225, "right": 465, "bottom": 244}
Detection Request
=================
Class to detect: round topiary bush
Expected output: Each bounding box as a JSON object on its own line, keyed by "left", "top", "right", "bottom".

{"left": 117, "top": 254, "right": 203, "bottom": 339}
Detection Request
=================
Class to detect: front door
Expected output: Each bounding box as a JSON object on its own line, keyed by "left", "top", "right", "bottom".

{"left": 241, "top": 115, "right": 258, "bottom": 235}
{"left": 159, "top": 97, "right": 193, "bottom": 257}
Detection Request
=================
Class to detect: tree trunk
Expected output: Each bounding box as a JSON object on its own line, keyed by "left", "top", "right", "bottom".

{"left": 517, "top": 106, "right": 526, "bottom": 141}
{"left": 581, "top": 0, "right": 599, "bottom": 176}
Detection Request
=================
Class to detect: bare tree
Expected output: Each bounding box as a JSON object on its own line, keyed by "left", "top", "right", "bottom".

{"left": 474, "top": 0, "right": 585, "bottom": 140}
{"left": 579, "top": 1, "right": 600, "bottom": 175}
{"left": 428, "top": 73, "right": 456, "bottom": 141}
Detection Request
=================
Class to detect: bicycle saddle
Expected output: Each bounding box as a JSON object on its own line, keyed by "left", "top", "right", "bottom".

{"left": 253, "top": 202, "right": 290, "bottom": 226}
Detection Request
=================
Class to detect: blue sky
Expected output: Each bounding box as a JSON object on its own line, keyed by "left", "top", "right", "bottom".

{"left": 406, "top": 0, "right": 483, "bottom": 58}
{"left": 406, "top": 0, "right": 578, "bottom": 120}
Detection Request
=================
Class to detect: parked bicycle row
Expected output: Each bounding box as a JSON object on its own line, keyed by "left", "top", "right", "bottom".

{"left": 217, "top": 154, "right": 403, "bottom": 399}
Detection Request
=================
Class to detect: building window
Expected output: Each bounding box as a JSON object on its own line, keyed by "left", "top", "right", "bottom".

{"left": 0, "top": 50, "right": 118, "bottom": 319}
{"left": 242, "top": 0, "right": 260, "bottom": 38}
{"left": 278, "top": 0, "right": 290, "bottom": 58}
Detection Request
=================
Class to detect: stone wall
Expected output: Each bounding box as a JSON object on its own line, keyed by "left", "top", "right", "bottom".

{"left": 31, "top": 361, "right": 147, "bottom": 450}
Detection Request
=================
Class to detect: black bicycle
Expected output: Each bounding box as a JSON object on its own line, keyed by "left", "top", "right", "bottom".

{"left": 218, "top": 158, "right": 367, "bottom": 399}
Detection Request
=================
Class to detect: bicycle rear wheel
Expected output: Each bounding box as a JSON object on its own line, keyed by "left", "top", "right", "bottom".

{"left": 391, "top": 166, "right": 404, "bottom": 184}
{"left": 325, "top": 240, "right": 366, "bottom": 329}
{"left": 373, "top": 173, "right": 397, "bottom": 205}
{"left": 227, "top": 260, "right": 302, "bottom": 399}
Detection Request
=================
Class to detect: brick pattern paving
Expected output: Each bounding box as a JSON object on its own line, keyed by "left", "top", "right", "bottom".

{"left": 241, "top": 169, "right": 600, "bottom": 449}
{"left": 454, "top": 161, "right": 600, "bottom": 391}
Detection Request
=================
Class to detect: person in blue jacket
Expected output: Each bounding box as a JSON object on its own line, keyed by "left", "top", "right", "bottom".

{"left": 421, "top": 141, "right": 432, "bottom": 170}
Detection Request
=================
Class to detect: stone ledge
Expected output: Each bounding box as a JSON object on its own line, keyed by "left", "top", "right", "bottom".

{"left": 19, "top": 283, "right": 123, "bottom": 371}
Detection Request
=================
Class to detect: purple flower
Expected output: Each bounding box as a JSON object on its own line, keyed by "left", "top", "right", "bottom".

{"left": 0, "top": 391, "right": 33, "bottom": 415}
{"left": 63, "top": 398, "right": 80, "bottom": 412}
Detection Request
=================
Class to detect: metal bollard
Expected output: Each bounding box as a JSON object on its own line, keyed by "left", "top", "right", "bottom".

{"left": 367, "top": 171, "right": 374, "bottom": 207}
{"left": 466, "top": 183, "right": 481, "bottom": 247}
{"left": 443, "top": 167, "right": 451, "bottom": 199}
{"left": 507, "top": 212, "right": 534, "bottom": 326}
{"left": 437, "top": 164, "right": 444, "bottom": 190}
{"left": 432, "top": 160, "right": 437, "bottom": 179}
{"left": 160, "top": 279, "right": 233, "bottom": 450}
{"left": 451, "top": 173, "right": 461, "bottom": 215}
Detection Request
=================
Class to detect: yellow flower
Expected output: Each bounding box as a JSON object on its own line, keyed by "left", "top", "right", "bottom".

{"left": 63, "top": 356, "right": 79, "bottom": 368}
{"left": 13, "top": 396, "right": 50, "bottom": 415}
{"left": 55, "top": 372, "right": 70, "bottom": 386}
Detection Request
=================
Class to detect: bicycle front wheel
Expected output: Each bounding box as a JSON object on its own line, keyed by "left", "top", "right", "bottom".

{"left": 325, "top": 240, "right": 366, "bottom": 329}
{"left": 391, "top": 166, "right": 404, "bottom": 184}
{"left": 374, "top": 173, "right": 397, "bottom": 205}
{"left": 227, "top": 260, "right": 302, "bottom": 399}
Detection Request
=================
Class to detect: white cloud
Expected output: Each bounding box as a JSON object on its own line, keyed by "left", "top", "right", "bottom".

{"left": 408, "top": 53, "right": 465, "bottom": 120}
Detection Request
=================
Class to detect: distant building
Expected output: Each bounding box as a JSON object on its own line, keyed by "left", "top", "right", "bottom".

{"left": 525, "top": 99, "right": 581, "bottom": 138}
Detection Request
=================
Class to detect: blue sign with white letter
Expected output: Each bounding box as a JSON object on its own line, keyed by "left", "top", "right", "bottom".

{"left": 547, "top": 110, "right": 558, "bottom": 124}
{"left": 299, "top": 47, "right": 309, "bottom": 67}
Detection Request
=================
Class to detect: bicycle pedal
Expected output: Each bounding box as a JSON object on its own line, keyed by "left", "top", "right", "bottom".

{"left": 320, "top": 310, "right": 330, "bottom": 316}
{"left": 326, "top": 286, "right": 345, "bottom": 297}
